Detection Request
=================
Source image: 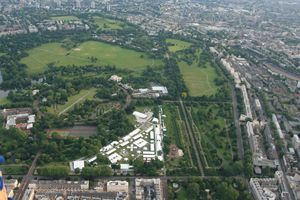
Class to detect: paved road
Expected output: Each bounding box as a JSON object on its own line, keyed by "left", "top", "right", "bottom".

{"left": 163, "top": 100, "right": 232, "bottom": 104}
{"left": 128, "top": 178, "right": 135, "bottom": 200}
{"left": 212, "top": 58, "right": 244, "bottom": 159}
{"left": 178, "top": 98, "right": 205, "bottom": 176}
{"left": 118, "top": 85, "right": 132, "bottom": 110}
{"left": 6, "top": 174, "right": 245, "bottom": 181}
{"left": 14, "top": 152, "right": 41, "bottom": 200}
{"left": 229, "top": 83, "right": 244, "bottom": 159}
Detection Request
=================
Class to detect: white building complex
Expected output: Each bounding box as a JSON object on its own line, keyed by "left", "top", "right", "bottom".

{"left": 109, "top": 75, "right": 123, "bottom": 83}
{"left": 5, "top": 113, "right": 35, "bottom": 130}
{"left": 133, "top": 111, "right": 153, "bottom": 124}
{"left": 151, "top": 86, "right": 168, "bottom": 95}
{"left": 69, "top": 159, "right": 85, "bottom": 172}
{"left": 99, "top": 107, "right": 165, "bottom": 164}
{"left": 132, "top": 85, "right": 169, "bottom": 98}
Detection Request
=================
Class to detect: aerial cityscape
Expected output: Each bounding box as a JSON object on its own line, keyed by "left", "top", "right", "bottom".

{"left": 0, "top": 0, "right": 300, "bottom": 199}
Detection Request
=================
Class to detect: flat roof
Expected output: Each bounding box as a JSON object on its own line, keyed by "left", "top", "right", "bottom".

{"left": 133, "top": 111, "right": 147, "bottom": 119}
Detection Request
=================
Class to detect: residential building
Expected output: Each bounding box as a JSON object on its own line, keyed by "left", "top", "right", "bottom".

{"left": 107, "top": 181, "right": 128, "bottom": 193}
{"left": 135, "top": 179, "right": 162, "bottom": 200}
{"left": 250, "top": 178, "right": 277, "bottom": 200}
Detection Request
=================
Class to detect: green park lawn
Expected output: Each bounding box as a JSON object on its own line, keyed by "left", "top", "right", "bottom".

{"left": 164, "top": 104, "right": 181, "bottom": 146}
{"left": 48, "top": 88, "right": 97, "bottom": 115}
{"left": 166, "top": 39, "right": 192, "bottom": 52}
{"left": 190, "top": 104, "right": 234, "bottom": 168}
{"left": 21, "top": 41, "right": 161, "bottom": 75}
{"left": 93, "top": 16, "right": 126, "bottom": 30}
{"left": 179, "top": 61, "right": 219, "bottom": 97}
{"left": 51, "top": 15, "right": 79, "bottom": 21}
{"left": 167, "top": 40, "right": 219, "bottom": 97}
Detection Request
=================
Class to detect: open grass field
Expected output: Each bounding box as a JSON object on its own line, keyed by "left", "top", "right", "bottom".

{"left": 51, "top": 15, "right": 79, "bottom": 21}
{"left": 177, "top": 48, "right": 219, "bottom": 97}
{"left": 93, "top": 16, "right": 126, "bottom": 30}
{"left": 179, "top": 61, "right": 219, "bottom": 96}
{"left": 21, "top": 41, "right": 161, "bottom": 75}
{"left": 166, "top": 39, "right": 192, "bottom": 52}
{"left": 164, "top": 104, "right": 184, "bottom": 148}
{"left": 48, "top": 88, "right": 97, "bottom": 115}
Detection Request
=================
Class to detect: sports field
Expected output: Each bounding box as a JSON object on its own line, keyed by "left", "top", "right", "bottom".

{"left": 93, "top": 16, "right": 126, "bottom": 30}
{"left": 48, "top": 126, "right": 98, "bottom": 138}
{"left": 21, "top": 41, "right": 161, "bottom": 74}
{"left": 179, "top": 61, "right": 219, "bottom": 96}
{"left": 51, "top": 15, "right": 79, "bottom": 21}
{"left": 177, "top": 48, "right": 219, "bottom": 97}
{"left": 166, "top": 39, "right": 192, "bottom": 52}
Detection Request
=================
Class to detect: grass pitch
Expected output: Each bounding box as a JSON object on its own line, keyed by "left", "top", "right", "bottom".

{"left": 166, "top": 39, "right": 192, "bottom": 52}
{"left": 93, "top": 16, "right": 126, "bottom": 30}
{"left": 48, "top": 126, "right": 98, "bottom": 138}
{"left": 179, "top": 61, "right": 219, "bottom": 96}
{"left": 21, "top": 41, "right": 161, "bottom": 75}
{"left": 166, "top": 38, "right": 219, "bottom": 97}
{"left": 178, "top": 49, "right": 219, "bottom": 97}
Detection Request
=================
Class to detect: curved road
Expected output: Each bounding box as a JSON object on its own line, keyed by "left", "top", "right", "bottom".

{"left": 118, "top": 85, "right": 132, "bottom": 111}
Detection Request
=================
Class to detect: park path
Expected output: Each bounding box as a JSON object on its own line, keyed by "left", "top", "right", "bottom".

{"left": 178, "top": 98, "right": 205, "bottom": 176}
{"left": 58, "top": 91, "right": 92, "bottom": 116}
